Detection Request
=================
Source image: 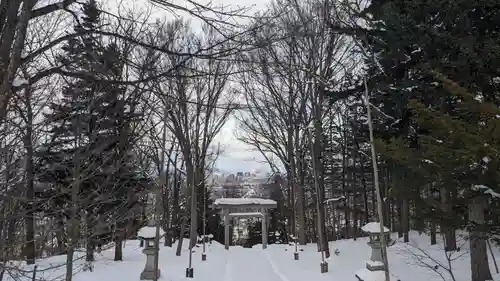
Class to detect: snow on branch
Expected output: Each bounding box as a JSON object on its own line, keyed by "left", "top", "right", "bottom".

{"left": 324, "top": 196, "right": 346, "bottom": 204}
{"left": 472, "top": 185, "right": 500, "bottom": 198}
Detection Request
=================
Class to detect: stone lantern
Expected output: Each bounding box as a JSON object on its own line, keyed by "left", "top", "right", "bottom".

{"left": 138, "top": 226, "right": 165, "bottom": 280}
{"left": 355, "top": 222, "right": 395, "bottom": 281}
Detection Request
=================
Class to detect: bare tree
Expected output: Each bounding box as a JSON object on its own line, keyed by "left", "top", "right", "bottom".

{"left": 235, "top": 0, "right": 356, "bottom": 253}
{"left": 0, "top": 0, "right": 80, "bottom": 122}
{"left": 148, "top": 20, "right": 236, "bottom": 252}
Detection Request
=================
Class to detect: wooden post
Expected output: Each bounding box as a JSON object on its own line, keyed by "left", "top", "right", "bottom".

{"left": 224, "top": 208, "right": 230, "bottom": 250}
{"left": 364, "top": 78, "right": 390, "bottom": 281}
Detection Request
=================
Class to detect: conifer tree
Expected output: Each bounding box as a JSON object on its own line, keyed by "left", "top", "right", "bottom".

{"left": 36, "top": 0, "right": 146, "bottom": 262}
{"left": 346, "top": 0, "right": 500, "bottom": 280}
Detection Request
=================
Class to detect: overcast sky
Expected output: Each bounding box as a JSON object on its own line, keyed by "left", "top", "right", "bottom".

{"left": 105, "top": 0, "right": 276, "bottom": 174}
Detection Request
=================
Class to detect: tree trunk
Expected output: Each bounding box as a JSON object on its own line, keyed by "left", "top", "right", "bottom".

{"left": 114, "top": 238, "right": 123, "bottom": 261}
{"left": 397, "top": 200, "right": 403, "bottom": 238}
{"left": 383, "top": 169, "right": 392, "bottom": 230}
{"left": 0, "top": 206, "right": 5, "bottom": 261}
{"left": 287, "top": 167, "right": 295, "bottom": 237}
{"left": 344, "top": 193, "right": 350, "bottom": 238}
{"left": 441, "top": 187, "right": 456, "bottom": 251}
{"left": 188, "top": 163, "right": 198, "bottom": 249}
{"left": 296, "top": 156, "right": 306, "bottom": 245}
{"left": 171, "top": 157, "right": 181, "bottom": 232}
{"left": 312, "top": 119, "right": 329, "bottom": 258}
{"left": 55, "top": 211, "right": 66, "bottom": 254}
{"left": 176, "top": 217, "right": 186, "bottom": 256}
{"left": 430, "top": 220, "right": 437, "bottom": 245}
{"left": 414, "top": 189, "right": 424, "bottom": 232}
{"left": 390, "top": 198, "right": 396, "bottom": 232}
{"left": 65, "top": 178, "right": 80, "bottom": 281}
{"left": 85, "top": 212, "right": 94, "bottom": 262}
{"left": 309, "top": 209, "right": 317, "bottom": 243}
{"left": 113, "top": 220, "right": 124, "bottom": 261}
{"left": 23, "top": 86, "right": 35, "bottom": 264}
{"left": 468, "top": 195, "right": 492, "bottom": 281}
{"left": 0, "top": 0, "right": 35, "bottom": 123}
{"left": 402, "top": 198, "right": 409, "bottom": 242}
{"left": 6, "top": 213, "right": 16, "bottom": 260}
{"left": 331, "top": 204, "right": 337, "bottom": 241}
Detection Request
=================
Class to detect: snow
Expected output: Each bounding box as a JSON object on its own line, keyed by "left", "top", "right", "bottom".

{"left": 475, "top": 94, "right": 484, "bottom": 102}
{"left": 4, "top": 231, "right": 500, "bottom": 281}
{"left": 12, "top": 78, "right": 28, "bottom": 87}
{"left": 229, "top": 212, "right": 264, "bottom": 217}
{"left": 472, "top": 184, "right": 500, "bottom": 198}
{"left": 366, "top": 260, "right": 384, "bottom": 267}
{"left": 214, "top": 198, "right": 277, "bottom": 206}
{"left": 324, "top": 196, "right": 346, "bottom": 203}
{"left": 355, "top": 268, "right": 395, "bottom": 281}
{"left": 410, "top": 47, "right": 422, "bottom": 54}
{"left": 362, "top": 222, "right": 390, "bottom": 233}
{"left": 137, "top": 226, "right": 165, "bottom": 238}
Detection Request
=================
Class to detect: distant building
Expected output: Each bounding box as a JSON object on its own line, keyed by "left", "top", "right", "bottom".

{"left": 208, "top": 171, "right": 284, "bottom": 200}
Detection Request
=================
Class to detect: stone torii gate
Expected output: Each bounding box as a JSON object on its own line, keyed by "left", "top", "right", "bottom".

{"left": 213, "top": 198, "right": 277, "bottom": 250}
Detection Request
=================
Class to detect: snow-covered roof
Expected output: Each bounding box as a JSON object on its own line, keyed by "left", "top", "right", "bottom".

{"left": 361, "top": 222, "right": 389, "bottom": 233}
{"left": 214, "top": 198, "right": 277, "bottom": 206}
{"left": 138, "top": 226, "right": 165, "bottom": 239}
{"left": 228, "top": 212, "right": 264, "bottom": 217}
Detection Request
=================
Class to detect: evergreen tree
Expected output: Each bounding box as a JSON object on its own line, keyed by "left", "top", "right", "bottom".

{"left": 36, "top": 0, "right": 146, "bottom": 262}
{"left": 351, "top": 0, "right": 500, "bottom": 280}
{"left": 36, "top": 0, "right": 106, "bottom": 256}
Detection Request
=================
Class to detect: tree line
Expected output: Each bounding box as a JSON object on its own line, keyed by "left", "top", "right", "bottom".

{"left": 232, "top": 1, "right": 500, "bottom": 281}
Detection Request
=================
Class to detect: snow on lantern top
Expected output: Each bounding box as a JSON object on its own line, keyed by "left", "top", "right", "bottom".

{"left": 138, "top": 226, "right": 165, "bottom": 239}
{"left": 361, "top": 222, "right": 389, "bottom": 234}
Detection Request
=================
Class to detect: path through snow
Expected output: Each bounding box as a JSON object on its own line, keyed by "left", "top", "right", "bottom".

{"left": 223, "top": 247, "right": 287, "bottom": 281}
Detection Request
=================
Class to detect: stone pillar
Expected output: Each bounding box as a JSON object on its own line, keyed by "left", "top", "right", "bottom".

{"left": 369, "top": 240, "right": 383, "bottom": 264}
{"left": 261, "top": 210, "right": 267, "bottom": 249}
{"left": 224, "top": 208, "right": 230, "bottom": 250}
{"left": 140, "top": 244, "right": 160, "bottom": 280}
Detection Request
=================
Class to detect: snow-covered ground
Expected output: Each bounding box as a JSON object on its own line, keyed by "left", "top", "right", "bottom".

{"left": 4, "top": 231, "right": 500, "bottom": 281}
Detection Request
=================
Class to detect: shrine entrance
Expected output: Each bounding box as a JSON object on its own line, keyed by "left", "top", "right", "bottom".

{"left": 213, "top": 198, "right": 277, "bottom": 250}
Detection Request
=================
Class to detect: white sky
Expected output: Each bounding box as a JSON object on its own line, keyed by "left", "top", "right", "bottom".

{"left": 104, "top": 0, "right": 275, "bottom": 174}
